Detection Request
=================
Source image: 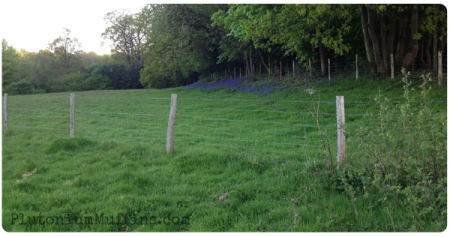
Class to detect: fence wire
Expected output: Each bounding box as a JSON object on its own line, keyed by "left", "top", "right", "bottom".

{"left": 5, "top": 92, "right": 446, "bottom": 163}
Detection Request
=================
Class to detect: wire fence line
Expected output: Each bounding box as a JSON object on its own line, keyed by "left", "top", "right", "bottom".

{"left": 3, "top": 93, "right": 447, "bottom": 163}
{"left": 206, "top": 55, "right": 447, "bottom": 84}
{"left": 8, "top": 94, "right": 447, "bottom": 104}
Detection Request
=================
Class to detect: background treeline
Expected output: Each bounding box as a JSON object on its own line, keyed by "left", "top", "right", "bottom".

{"left": 2, "top": 4, "right": 447, "bottom": 94}
{"left": 2, "top": 29, "right": 143, "bottom": 95}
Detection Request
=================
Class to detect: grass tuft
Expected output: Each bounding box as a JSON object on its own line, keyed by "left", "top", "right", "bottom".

{"left": 45, "top": 138, "right": 98, "bottom": 154}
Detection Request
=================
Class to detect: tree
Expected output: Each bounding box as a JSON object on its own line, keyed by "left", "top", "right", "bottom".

{"left": 49, "top": 28, "right": 83, "bottom": 74}
{"left": 212, "top": 4, "right": 355, "bottom": 76}
{"left": 2, "top": 39, "right": 20, "bottom": 87}
{"left": 80, "top": 51, "right": 101, "bottom": 66}
{"left": 139, "top": 4, "right": 228, "bottom": 88}
{"left": 360, "top": 4, "right": 447, "bottom": 75}
{"left": 214, "top": 4, "right": 446, "bottom": 78}
{"left": 102, "top": 10, "right": 146, "bottom": 69}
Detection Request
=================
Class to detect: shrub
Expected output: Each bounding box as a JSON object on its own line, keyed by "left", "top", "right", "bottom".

{"left": 304, "top": 69, "right": 446, "bottom": 231}
{"left": 345, "top": 69, "right": 447, "bottom": 231}
{"left": 4, "top": 79, "right": 35, "bottom": 95}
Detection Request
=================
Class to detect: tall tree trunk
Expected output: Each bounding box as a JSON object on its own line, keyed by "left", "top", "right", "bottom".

{"left": 380, "top": 13, "right": 389, "bottom": 70}
{"left": 360, "top": 5, "right": 373, "bottom": 62}
{"left": 433, "top": 4, "right": 438, "bottom": 71}
{"left": 439, "top": 4, "right": 448, "bottom": 52}
{"left": 249, "top": 44, "right": 253, "bottom": 75}
{"left": 387, "top": 7, "right": 397, "bottom": 56}
{"left": 258, "top": 51, "right": 270, "bottom": 73}
{"left": 259, "top": 51, "right": 271, "bottom": 74}
{"left": 419, "top": 42, "right": 427, "bottom": 69}
{"left": 367, "top": 6, "right": 387, "bottom": 76}
{"left": 425, "top": 37, "right": 432, "bottom": 70}
{"left": 402, "top": 7, "right": 420, "bottom": 71}
{"left": 318, "top": 36, "right": 326, "bottom": 76}
{"left": 245, "top": 57, "right": 249, "bottom": 77}
{"left": 394, "top": 19, "right": 406, "bottom": 64}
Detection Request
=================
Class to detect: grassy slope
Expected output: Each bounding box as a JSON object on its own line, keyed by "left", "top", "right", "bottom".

{"left": 2, "top": 77, "right": 447, "bottom": 231}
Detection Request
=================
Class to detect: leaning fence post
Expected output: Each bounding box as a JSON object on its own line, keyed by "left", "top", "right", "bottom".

{"left": 336, "top": 96, "right": 346, "bottom": 167}
{"left": 3, "top": 93, "right": 8, "bottom": 134}
{"left": 391, "top": 54, "right": 394, "bottom": 79}
{"left": 166, "top": 94, "right": 177, "bottom": 153}
{"left": 356, "top": 54, "right": 358, "bottom": 79}
{"left": 70, "top": 93, "right": 75, "bottom": 137}
{"left": 438, "top": 51, "right": 442, "bottom": 86}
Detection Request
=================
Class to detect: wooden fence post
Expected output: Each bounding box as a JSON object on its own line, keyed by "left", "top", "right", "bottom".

{"left": 70, "top": 93, "right": 75, "bottom": 137}
{"left": 293, "top": 61, "right": 295, "bottom": 77}
{"left": 336, "top": 96, "right": 346, "bottom": 167}
{"left": 391, "top": 54, "right": 394, "bottom": 79}
{"left": 280, "top": 61, "right": 282, "bottom": 80}
{"left": 356, "top": 54, "right": 358, "bottom": 79}
{"left": 3, "top": 93, "right": 7, "bottom": 134}
{"left": 309, "top": 59, "right": 312, "bottom": 78}
{"left": 438, "top": 51, "right": 442, "bottom": 86}
{"left": 166, "top": 94, "right": 177, "bottom": 153}
{"left": 328, "top": 58, "right": 331, "bottom": 81}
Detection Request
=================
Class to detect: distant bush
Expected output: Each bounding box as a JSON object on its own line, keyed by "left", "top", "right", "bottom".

{"left": 4, "top": 79, "right": 35, "bottom": 95}
{"left": 6, "top": 63, "right": 146, "bottom": 95}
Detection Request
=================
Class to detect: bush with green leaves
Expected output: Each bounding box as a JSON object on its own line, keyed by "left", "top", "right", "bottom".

{"left": 301, "top": 69, "right": 446, "bottom": 231}
{"left": 341, "top": 69, "right": 447, "bottom": 231}
{"left": 48, "top": 72, "right": 112, "bottom": 93}
{"left": 4, "top": 79, "right": 35, "bottom": 95}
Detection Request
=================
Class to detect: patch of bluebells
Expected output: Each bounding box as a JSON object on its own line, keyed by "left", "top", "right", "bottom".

{"left": 184, "top": 78, "right": 247, "bottom": 90}
{"left": 184, "top": 77, "right": 288, "bottom": 95}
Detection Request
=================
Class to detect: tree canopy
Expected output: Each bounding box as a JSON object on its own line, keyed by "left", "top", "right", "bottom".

{"left": 2, "top": 4, "right": 447, "bottom": 93}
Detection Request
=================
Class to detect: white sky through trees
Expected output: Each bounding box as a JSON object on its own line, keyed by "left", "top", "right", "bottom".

{"left": 0, "top": 0, "right": 149, "bottom": 55}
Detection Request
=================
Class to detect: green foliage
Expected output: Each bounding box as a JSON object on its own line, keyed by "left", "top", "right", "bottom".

{"left": 102, "top": 10, "right": 145, "bottom": 68}
{"left": 340, "top": 69, "right": 447, "bottom": 231}
{"left": 2, "top": 39, "right": 20, "bottom": 87}
{"left": 139, "top": 4, "right": 228, "bottom": 88}
{"left": 49, "top": 28, "right": 84, "bottom": 75}
{"left": 3, "top": 79, "right": 36, "bottom": 95}
{"left": 212, "top": 4, "right": 355, "bottom": 61}
{"left": 48, "top": 72, "right": 112, "bottom": 93}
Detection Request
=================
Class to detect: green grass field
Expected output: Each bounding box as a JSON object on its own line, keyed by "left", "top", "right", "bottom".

{"left": 2, "top": 76, "right": 447, "bottom": 231}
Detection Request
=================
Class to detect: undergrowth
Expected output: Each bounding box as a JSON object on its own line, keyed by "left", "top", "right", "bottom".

{"left": 305, "top": 69, "right": 447, "bottom": 231}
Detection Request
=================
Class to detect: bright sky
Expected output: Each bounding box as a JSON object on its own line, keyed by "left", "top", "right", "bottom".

{"left": 0, "top": 0, "right": 149, "bottom": 55}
